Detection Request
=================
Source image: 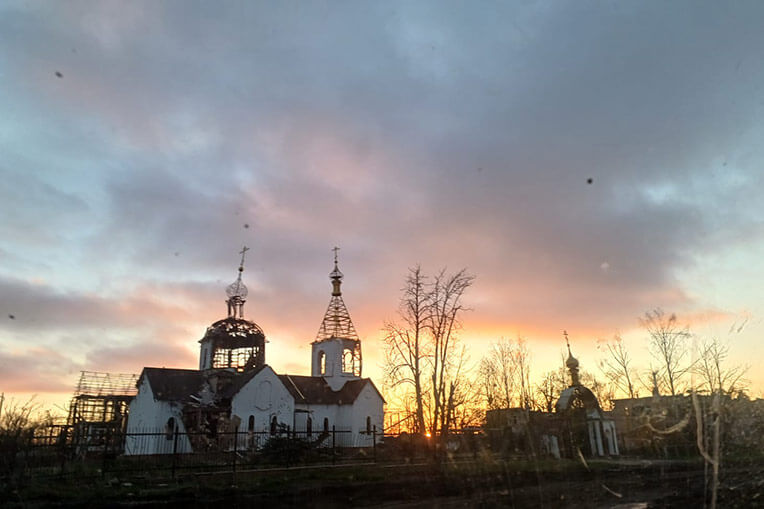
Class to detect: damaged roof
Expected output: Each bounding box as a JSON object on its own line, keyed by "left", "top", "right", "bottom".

{"left": 138, "top": 366, "right": 384, "bottom": 406}
{"left": 140, "top": 368, "right": 205, "bottom": 403}
{"left": 139, "top": 365, "right": 269, "bottom": 403}
{"left": 278, "top": 375, "right": 384, "bottom": 405}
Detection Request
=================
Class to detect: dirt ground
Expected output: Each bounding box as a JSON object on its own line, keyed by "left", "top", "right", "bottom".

{"left": 4, "top": 458, "right": 764, "bottom": 507}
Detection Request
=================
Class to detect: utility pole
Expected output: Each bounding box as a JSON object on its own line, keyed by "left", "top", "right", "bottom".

{"left": 0, "top": 392, "right": 4, "bottom": 424}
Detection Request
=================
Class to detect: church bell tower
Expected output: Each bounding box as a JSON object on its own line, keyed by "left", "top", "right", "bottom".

{"left": 311, "top": 248, "right": 362, "bottom": 390}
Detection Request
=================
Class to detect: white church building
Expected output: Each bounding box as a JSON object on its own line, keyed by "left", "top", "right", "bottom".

{"left": 125, "top": 249, "right": 384, "bottom": 455}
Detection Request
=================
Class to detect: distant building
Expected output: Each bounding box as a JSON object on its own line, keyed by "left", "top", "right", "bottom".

{"left": 125, "top": 250, "right": 384, "bottom": 455}
{"left": 485, "top": 338, "right": 618, "bottom": 458}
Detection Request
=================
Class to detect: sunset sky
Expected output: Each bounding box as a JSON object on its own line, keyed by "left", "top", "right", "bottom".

{"left": 2, "top": 1, "right": 764, "bottom": 412}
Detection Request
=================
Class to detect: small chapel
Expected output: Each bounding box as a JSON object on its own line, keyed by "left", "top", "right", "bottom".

{"left": 554, "top": 337, "right": 619, "bottom": 457}
{"left": 124, "top": 249, "right": 384, "bottom": 455}
{"left": 485, "top": 334, "right": 619, "bottom": 459}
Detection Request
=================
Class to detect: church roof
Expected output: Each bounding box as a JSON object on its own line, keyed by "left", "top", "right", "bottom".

{"left": 555, "top": 385, "right": 603, "bottom": 416}
{"left": 278, "top": 375, "right": 383, "bottom": 405}
{"left": 139, "top": 365, "right": 268, "bottom": 402}
{"left": 140, "top": 368, "right": 205, "bottom": 403}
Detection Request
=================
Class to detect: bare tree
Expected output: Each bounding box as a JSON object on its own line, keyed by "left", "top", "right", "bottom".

{"left": 695, "top": 337, "right": 748, "bottom": 397}
{"left": 478, "top": 338, "right": 517, "bottom": 410}
{"left": 428, "top": 268, "right": 475, "bottom": 435}
{"left": 691, "top": 333, "right": 749, "bottom": 509}
{"left": 515, "top": 338, "right": 533, "bottom": 410}
{"left": 0, "top": 397, "right": 51, "bottom": 476}
{"left": 535, "top": 366, "right": 568, "bottom": 413}
{"left": 450, "top": 370, "right": 485, "bottom": 429}
{"left": 598, "top": 334, "right": 638, "bottom": 399}
{"left": 440, "top": 344, "right": 476, "bottom": 433}
{"left": 383, "top": 266, "right": 474, "bottom": 436}
{"left": 382, "top": 266, "right": 429, "bottom": 434}
{"left": 641, "top": 308, "right": 691, "bottom": 396}
{"left": 580, "top": 372, "right": 615, "bottom": 411}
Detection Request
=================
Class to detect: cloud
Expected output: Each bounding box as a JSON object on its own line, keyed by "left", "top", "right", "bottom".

{"left": 0, "top": 348, "right": 81, "bottom": 393}
{"left": 2, "top": 1, "right": 764, "bottom": 399}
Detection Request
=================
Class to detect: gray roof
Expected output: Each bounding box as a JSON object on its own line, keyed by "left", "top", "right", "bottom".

{"left": 139, "top": 365, "right": 267, "bottom": 403}
{"left": 139, "top": 366, "right": 384, "bottom": 406}
{"left": 555, "top": 385, "right": 603, "bottom": 417}
{"left": 140, "top": 368, "right": 205, "bottom": 403}
{"left": 278, "top": 375, "right": 384, "bottom": 405}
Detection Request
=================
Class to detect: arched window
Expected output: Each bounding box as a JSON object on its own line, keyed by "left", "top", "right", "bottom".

{"left": 319, "top": 351, "right": 326, "bottom": 375}
{"left": 248, "top": 415, "right": 255, "bottom": 433}
{"left": 366, "top": 416, "right": 371, "bottom": 434}
{"left": 270, "top": 415, "right": 278, "bottom": 435}
{"left": 307, "top": 417, "right": 312, "bottom": 438}
{"left": 323, "top": 417, "right": 329, "bottom": 433}
{"left": 165, "top": 417, "right": 176, "bottom": 440}
{"left": 342, "top": 348, "right": 353, "bottom": 373}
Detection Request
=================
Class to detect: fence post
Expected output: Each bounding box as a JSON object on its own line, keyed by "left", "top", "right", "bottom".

{"left": 59, "top": 425, "right": 68, "bottom": 476}
{"left": 232, "top": 429, "right": 238, "bottom": 485}
{"left": 102, "top": 426, "right": 111, "bottom": 478}
{"left": 373, "top": 425, "right": 377, "bottom": 463}
{"left": 24, "top": 428, "right": 33, "bottom": 475}
{"left": 332, "top": 425, "right": 336, "bottom": 465}
{"left": 171, "top": 428, "right": 179, "bottom": 480}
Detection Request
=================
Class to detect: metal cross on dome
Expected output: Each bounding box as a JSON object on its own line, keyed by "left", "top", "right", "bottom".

{"left": 239, "top": 245, "right": 250, "bottom": 270}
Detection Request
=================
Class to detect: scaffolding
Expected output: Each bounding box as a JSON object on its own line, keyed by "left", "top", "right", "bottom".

{"left": 66, "top": 371, "right": 139, "bottom": 453}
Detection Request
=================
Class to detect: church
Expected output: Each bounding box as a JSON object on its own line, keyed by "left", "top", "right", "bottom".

{"left": 124, "top": 249, "right": 384, "bottom": 455}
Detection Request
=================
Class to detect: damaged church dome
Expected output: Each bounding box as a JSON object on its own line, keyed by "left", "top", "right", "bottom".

{"left": 198, "top": 247, "right": 266, "bottom": 372}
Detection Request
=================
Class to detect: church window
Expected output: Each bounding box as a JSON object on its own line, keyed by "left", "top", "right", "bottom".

{"left": 366, "top": 416, "right": 371, "bottom": 434}
{"left": 319, "top": 351, "right": 326, "bottom": 374}
{"left": 165, "top": 417, "right": 176, "bottom": 440}
{"left": 342, "top": 348, "right": 353, "bottom": 373}
{"left": 307, "top": 417, "right": 312, "bottom": 438}
{"left": 270, "top": 415, "right": 278, "bottom": 435}
{"left": 323, "top": 417, "right": 329, "bottom": 432}
{"left": 248, "top": 415, "right": 255, "bottom": 433}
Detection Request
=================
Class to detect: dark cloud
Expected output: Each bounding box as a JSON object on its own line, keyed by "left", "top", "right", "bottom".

{"left": 1, "top": 0, "right": 764, "bottom": 400}
{"left": 0, "top": 276, "right": 206, "bottom": 332}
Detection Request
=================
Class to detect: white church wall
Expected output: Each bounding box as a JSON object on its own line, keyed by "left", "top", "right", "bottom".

{"left": 350, "top": 382, "right": 384, "bottom": 447}
{"left": 124, "top": 377, "right": 193, "bottom": 455}
{"left": 231, "top": 366, "right": 294, "bottom": 437}
{"left": 293, "top": 403, "right": 341, "bottom": 448}
{"left": 293, "top": 403, "right": 338, "bottom": 432}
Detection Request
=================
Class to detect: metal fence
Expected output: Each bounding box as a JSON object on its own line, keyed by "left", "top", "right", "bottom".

{"left": 1, "top": 424, "right": 382, "bottom": 482}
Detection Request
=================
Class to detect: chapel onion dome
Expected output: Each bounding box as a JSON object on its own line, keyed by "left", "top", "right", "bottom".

{"left": 563, "top": 331, "right": 581, "bottom": 386}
